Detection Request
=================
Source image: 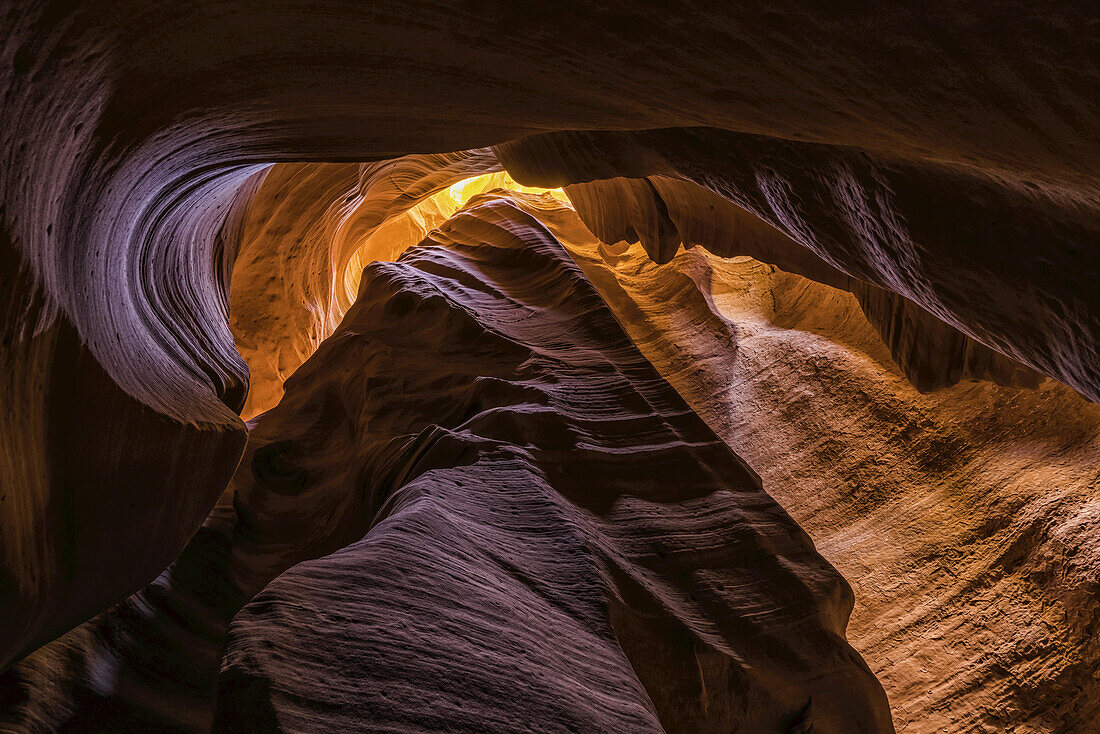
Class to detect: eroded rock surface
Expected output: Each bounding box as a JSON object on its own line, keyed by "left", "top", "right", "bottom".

{"left": 498, "top": 127, "right": 1096, "bottom": 399}
{"left": 230, "top": 151, "right": 502, "bottom": 418}
{"left": 214, "top": 193, "right": 891, "bottom": 732}
{"left": 2, "top": 0, "right": 1098, "bottom": 670}
{"left": 1, "top": 194, "right": 894, "bottom": 732}
{"left": 1, "top": 1, "right": 1098, "bottom": 729}
{"left": 558, "top": 234, "right": 1100, "bottom": 734}
{"left": 563, "top": 174, "right": 1043, "bottom": 392}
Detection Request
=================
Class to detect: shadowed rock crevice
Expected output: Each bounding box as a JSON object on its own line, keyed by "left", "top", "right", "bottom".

{"left": 1, "top": 3, "right": 1098, "bottom": 731}
{"left": 558, "top": 172, "right": 1044, "bottom": 393}
{"left": 3, "top": 194, "right": 894, "bottom": 732}
{"left": 556, "top": 235, "right": 1100, "bottom": 734}
{"left": 212, "top": 195, "right": 892, "bottom": 732}
{"left": 497, "top": 128, "right": 1096, "bottom": 399}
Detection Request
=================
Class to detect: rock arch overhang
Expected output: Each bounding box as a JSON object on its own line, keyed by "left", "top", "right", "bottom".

{"left": 1, "top": 0, "right": 1097, "bottom": 676}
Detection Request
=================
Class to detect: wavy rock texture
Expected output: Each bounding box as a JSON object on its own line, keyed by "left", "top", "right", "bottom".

{"left": 497, "top": 126, "right": 1097, "bottom": 400}
{"left": 0, "top": 140, "right": 255, "bottom": 671}
{"left": 1, "top": 193, "right": 893, "bottom": 732}
{"left": 556, "top": 232, "right": 1100, "bottom": 734}
{"left": 1, "top": 0, "right": 1098, "bottom": 726}
{"left": 563, "top": 175, "right": 1043, "bottom": 393}
{"left": 214, "top": 193, "right": 891, "bottom": 732}
{"left": 230, "top": 151, "right": 502, "bottom": 418}
{"left": 7, "top": 190, "right": 1094, "bottom": 733}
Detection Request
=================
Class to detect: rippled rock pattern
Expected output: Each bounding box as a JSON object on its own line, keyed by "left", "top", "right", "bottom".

{"left": 213, "top": 193, "right": 891, "bottom": 732}
{"left": 3, "top": 194, "right": 893, "bottom": 732}
{"left": 559, "top": 236, "right": 1100, "bottom": 734}
{"left": 230, "top": 150, "right": 502, "bottom": 418}
{"left": 563, "top": 175, "right": 1043, "bottom": 392}
{"left": 1, "top": 1, "right": 1098, "bottom": 730}
{"left": 498, "top": 126, "right": 1096, "bottom": 400}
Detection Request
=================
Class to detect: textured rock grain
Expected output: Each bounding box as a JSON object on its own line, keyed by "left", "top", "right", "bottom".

{"left": 2, "top": 0, "right": 1098, "bottom": 667}
{"left": 558, "top": 233, "right": 1100, "bottom": 734}
{"left": 2, "top": 194, "right": 893, "bottom": 732}
{"left": 563, "top": 174, "right": 1042, "bottom": 392}
{"left": 213, "top": 193, "right": 892, "bottom": 732}
{"left": 230, "top": 151, "right": 502, "bottom": 418}
{"left": 1, "top": 2, "right": 1097, "bottom": 727}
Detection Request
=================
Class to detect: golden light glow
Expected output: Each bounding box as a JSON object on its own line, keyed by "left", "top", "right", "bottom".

{"left": 343, "top": 173, "right": 569, "bottom": 305}
{"left": 446, "top": 172, "right": 569, "bottom": 206}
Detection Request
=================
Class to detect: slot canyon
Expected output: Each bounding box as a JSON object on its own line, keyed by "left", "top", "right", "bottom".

{"left": 1, "top": 2, "right": 1098, "bottom": 732}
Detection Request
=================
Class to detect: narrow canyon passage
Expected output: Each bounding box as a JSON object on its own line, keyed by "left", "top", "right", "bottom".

{"left": 3, "top": 3, "right": 1099, "bottom": 732}
{"left": 7, "top": 182, "right": 1097, "bottom": 733}
{"left": 5, "top": 192, "right": 895, "bottom": 732}
{"left": 563, "top": 239, "right": 1100, "bottom": 733}
{"left": 215, "top": 193, "right": 891, "bottom": 732}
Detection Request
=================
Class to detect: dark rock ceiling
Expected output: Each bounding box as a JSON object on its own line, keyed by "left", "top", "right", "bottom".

{"left": 1, "top": 2, "right": 1097, "bottom": 732}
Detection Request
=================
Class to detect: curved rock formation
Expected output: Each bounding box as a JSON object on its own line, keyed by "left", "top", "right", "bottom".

{"left": 3, "top": 193, "right": 893, "bottom": 732}
{"left": 6, "top": 187, "right": 1095, "bottom": 733}
{"left": 215, "top": 193, "right": 891, "bottom": 732}
{"left": 498, "top": 127, "right": 1095, "bottom": 398}
{"left": 1, "top": 1, "right": 1098, "bottom": 730}
{"left": 229, "top": 150, "right": 502, "bottom": 418}
{"left": 558, "top": 236, "right": 1100, "bottom": 734}
{"left": 563, "top": 174, "right": 1043, "bottom": 392}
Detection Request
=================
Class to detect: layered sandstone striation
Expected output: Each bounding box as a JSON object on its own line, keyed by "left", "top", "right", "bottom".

{"left": 214, "top": 193, "right": 893, "bottom": 732}
{"left": 5, "top": 189, "right": 1096, "bottom": 733}
{"left": 229, "top": 151, "right": 503, "bottom": 418}
{"left": 3, "top": 193, "right": 893, "bottom": 732}
{"left": 1, "top": 1, "right": 1098, "bottom": 730}
{"left": 498, "top": 127, "right": 1094, "bottom": 397}
{"left": 559, "top": 233, "right": 1100, "bottom": 734}
{"left": 563, "top": 175, "right": 1043, "bottom": 392}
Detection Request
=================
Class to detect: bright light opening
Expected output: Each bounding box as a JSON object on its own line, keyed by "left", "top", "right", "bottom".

{"left": 342, "top": 172, "right": 569, "bottom": 307}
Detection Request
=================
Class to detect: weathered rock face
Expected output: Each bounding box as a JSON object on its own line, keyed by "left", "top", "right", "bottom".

{"left": 563, "top": 174, "right": 1043, "bottom": 393}
{"left": 5, "top": 188, "right": 1095, "bottom": 733}
{"left": 498, "top": 127, "right": 1096, "bottom": 398}
{"left": 558, "top": 238, "right": 1100, "bottom": 734}
{"left": 230, "top": 151, "right": 502, "bottom": 418}
{"left": 1, "top": 1, "right": 1098, "bottom": 730}
{"left": 2, "top": 193, "right": 893, "bottom": 732}
{"left": 214, "top": 194, "right": 894, "bottom": 732}
{"left": 0, "top": 221, "right": 249, "bottom": 675}
{"left": 229, "top": 158, "right": 563, "bottom": 420}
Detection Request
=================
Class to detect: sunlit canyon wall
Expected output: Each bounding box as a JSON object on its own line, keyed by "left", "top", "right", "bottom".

{"left": 2, "top": 2, "right": 1098, "bottom": 732}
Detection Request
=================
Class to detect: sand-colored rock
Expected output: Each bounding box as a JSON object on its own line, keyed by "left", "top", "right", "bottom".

{"left": 229, "top": 151, "right": 502, "bottom": 418}
{"left": 1, "top": 1, "right": 1097, "bottom": 727}
{"left": 558, "top": 232, "right": 1100, "bottom": 733}
{"left": 498, "top": 128, "right": 1095, "bottom": 399}
{"left": 214, "top": 192, "right": 891, "bottom": 732}
{"left": 3, "top": 193, "right": 895, "bottom": 732}
{"left": 563, "top": 174, "right": 1043, "bottom": 392}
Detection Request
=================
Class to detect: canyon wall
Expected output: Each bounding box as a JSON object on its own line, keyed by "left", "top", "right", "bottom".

{"left": 3, "top": 193, "right": 894, "bottom": 732}
{"left": 5, "top": 190, "right": 1097, "bottom": 733}
{"left": 1, "top": 1, "right": 1097, "bottom": 730}
{"left": 230, "top": 150, "right": 502, "bottom": 418}
{"left": 560, "top": 225, "right": 1100, "bottom": 734}
{"left": 563, "top": 174, "right": 1043, "bottom": 392}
